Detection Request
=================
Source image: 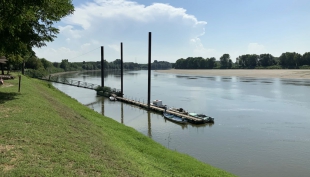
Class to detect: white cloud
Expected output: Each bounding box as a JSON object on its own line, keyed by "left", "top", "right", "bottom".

{"left": 59, "top": 25, "right": 82, "bottom": 39}
{"left": 36, "top": 0, "right": 208, "bottom": 63}
{"left": 190, "top": 28, "right": 216, "bottom": 57}
{"left": 247, "top": 43, "right": 265, "bottom": 54}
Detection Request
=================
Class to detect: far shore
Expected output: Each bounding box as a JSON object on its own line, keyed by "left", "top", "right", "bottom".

{"left": 156, "top": 69, "right": 310, "bottom": 79}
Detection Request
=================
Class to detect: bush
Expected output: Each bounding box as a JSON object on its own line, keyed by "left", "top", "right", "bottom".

{"left": 25, "top": 68, "right": 48, "bottom": 78}
{"left": 254, "top": 65, "right": 283, "bottom": 69}
{"left": 299, "top": 65, "right": 310, "bottom": 69}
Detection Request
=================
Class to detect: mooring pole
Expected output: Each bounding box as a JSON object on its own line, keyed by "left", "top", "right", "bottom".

{"left": 121, "top": 102, "right": 124, "bottom": 124}
{"left": 18, "top": 75, "right": 21, "bottom": 92}
{"left": 101, "top": 46, "right": 104, "bottom": 87}
{"left": 121, "top": 42, "right": 123, "bottom": 97}
{"left": 147, "top": 111, "right": 152, "bottom": 138}
{"left": 147, "top": 32, "right": 152, "bottom": 109}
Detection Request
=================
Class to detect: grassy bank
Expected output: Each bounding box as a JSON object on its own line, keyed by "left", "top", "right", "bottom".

{"left": 0, "top": 74, "right": 235, "bottom": 176}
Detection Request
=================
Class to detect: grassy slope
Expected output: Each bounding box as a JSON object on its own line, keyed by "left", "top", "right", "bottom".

{"left": 0, "top": 75, "right": 236, "bottom": 177}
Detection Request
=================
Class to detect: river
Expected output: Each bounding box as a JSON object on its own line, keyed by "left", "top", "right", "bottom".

{"left": 52, "top": 70, "right": 310, "bottom": 177}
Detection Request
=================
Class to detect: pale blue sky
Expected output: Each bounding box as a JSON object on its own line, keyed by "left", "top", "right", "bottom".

{"left": 34, "top": 0, "right": 310, "bottom": 63}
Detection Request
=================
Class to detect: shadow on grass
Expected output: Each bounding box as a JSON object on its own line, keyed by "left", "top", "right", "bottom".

{"left": 0, "top": 92, "right": 20, "bottom": 104}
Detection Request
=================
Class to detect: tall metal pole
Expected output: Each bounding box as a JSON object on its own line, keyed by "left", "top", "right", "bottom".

{"left": 121, "top": 42, "right": 123, "bottom": 97}
{"left": 147, "top": 32, "right": 151, "bottom": 109}
{"left": 101, "top": 46, "right": 104, "bottom": 87}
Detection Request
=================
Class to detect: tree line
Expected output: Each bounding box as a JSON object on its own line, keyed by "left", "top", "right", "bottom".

{"left": 175, "top": 52, "right": 310, "bottom": 69}
{"left": 19, "top": 57, "right": 171, "bottom": 78}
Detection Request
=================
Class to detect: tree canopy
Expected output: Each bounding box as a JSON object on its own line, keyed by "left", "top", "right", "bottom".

{"left": 0, "top": 0, "right": 74, "bottom": 55}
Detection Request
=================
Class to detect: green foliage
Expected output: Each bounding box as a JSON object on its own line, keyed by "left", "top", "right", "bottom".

{"left": 40, "top": 58, "right": 53, "bottom": 69}
{"left": 302, "top": 52, "right": 310, "bottom": 65}
{"left": 25, "top": 68, "right": 48, "bottom": 78}
{"left": 299, "top": 65, "right": 310, "bottom": 69}
{"left": 25, "top": 67, "right": 64, "bottom": 78}
{"left": 220, "top": 54, "right": 230, "bottom": 69}
{"left": 0, "top": 0, "right": 74, "bottom": 54}
{"left": 60, "top": 59, "right": 69, "bottom": 71}
{"left": 259, "top": 54, "right": 275, "bottom": 67}
{"left": 278, "top": 52, "right": 306, "bottom": 68}
{"left": 174, "top": 51, "right": 310, "bottom": 70}
{"left": 95, "top": 86, "right": 112, "bottom": 93}
{"left": 175, "top": 57, "right": 216, "bottom": 69}
{"left": 237, "top": 54, "right": 259, "bottom": 68}
{"left": 25, "top": 56, "right": 43, "bottom": 70}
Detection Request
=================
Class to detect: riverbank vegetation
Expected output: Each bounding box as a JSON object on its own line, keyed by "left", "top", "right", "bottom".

{"left": 174, "top": 52, "right": 310, "bottom": 69}
{"left": 1, "top": 56, "right": 172, "bottom": 78}
{"left": 0, "top": 74, "right": 235, "bottom": 176}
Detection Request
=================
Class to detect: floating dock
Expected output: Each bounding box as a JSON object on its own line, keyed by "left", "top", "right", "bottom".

{"left": 114, "top": 96, "right": 206, "bottom": 124}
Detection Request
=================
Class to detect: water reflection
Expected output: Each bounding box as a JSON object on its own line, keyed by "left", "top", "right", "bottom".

{"left": 221, "top": 77, "right": 232, "bottom": 82}
{"left": 176, "top": 75, "right": 190, "bottom": 78}
{"left": 101, "top": 99, "right": 104, "bottom": 116}
{"left": 281, "top": 79, "right": 310, "bottom": 86}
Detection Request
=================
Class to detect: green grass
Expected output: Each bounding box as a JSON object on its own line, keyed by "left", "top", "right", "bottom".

{"left": 0, "top": 74, "right": 236, "bottom": 177}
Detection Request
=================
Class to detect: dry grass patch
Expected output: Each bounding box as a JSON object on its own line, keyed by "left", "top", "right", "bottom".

{"left": 0, "top": 144, "right": 15, "bottom": 152}
{"left": 0, "top": 83, "right": 14, "bottom": 88}
{"left": 0, "top": 106, "right": 21, "bottom": 118}
{"left": 0, "top": 144, "right": 21, "bottom": 172}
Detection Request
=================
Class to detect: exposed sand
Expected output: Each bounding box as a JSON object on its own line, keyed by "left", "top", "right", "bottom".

{"left": 156, "top": 69, "right": 310, "bottom": 79}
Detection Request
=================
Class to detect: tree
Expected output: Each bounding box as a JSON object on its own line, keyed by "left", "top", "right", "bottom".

{"left": 279, "top": 52, "right": 298, "bottom": 68}
{"left": 302, "top": 52, "right": 310, "bottom": 65}
{"left": 259, "top": 54, "right": 274, "bottom": 67}
{"left": 207, "top": 57, "right": 216, "bottom": 69}
{"left": 248, "top": 54, "right": 259, "bottom": 68}
{"left": 175, "top": 58, "right": 185, "bottom": 69}
{"left": 220, "top": 54, "right": 230, "bottom": 68}
{"left": 228, "top": 59, "right": 232, "bottom": 69}
{"left": 40, "top": 58, "right": 52, "bottom": 69}
{"left": 60, "top": 59, "right": 69, "bottom": 71}
{"left": 293, "top": 53, "right": 302, "bottom": 67}
{"left": 25, "top": 56, "right": 43, "bottom": 70}
{"left": 5, "top": 54, "right": 23, "bottom": 74}
{"left": 0, "top": 0, "right": 74, "bottom": 55}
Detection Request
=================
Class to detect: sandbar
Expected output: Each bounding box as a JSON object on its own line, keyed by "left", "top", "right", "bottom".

{"left": 156, "top": 69, "right": 310, "bottom": 79}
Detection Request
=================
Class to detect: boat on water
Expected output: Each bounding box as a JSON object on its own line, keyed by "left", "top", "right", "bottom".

{"left": 150, "top": 100, "right": 167, "bottom": 109}
{"left": 163, "top": 112, "right": 187, "bottom": 124}
{"left": 188, "top": 113, "right": 215, "bottom": 123}
{"left": 169, "top": 107, "right": 188, "bottom": 115}
{"left": 109, "top": 96, "right": 117, "bottom": 101}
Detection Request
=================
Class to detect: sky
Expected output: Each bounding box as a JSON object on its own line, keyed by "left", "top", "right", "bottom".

{"left": 33, "top": 0, "right": 310, "bottom": 63}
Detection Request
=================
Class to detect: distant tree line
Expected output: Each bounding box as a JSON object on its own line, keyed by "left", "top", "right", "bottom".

{"left": 174, "top": 52, "right": 310, "bottom": 69}
{"left": 1, "top": 56, "right": 171, "bottom": 78}
{"left": 174, "top": 57, "right": 217, "bottom": 69}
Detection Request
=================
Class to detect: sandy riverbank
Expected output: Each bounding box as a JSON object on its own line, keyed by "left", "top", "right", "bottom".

{"left": 156, "top": 69, "right": 310, "bottom": 79}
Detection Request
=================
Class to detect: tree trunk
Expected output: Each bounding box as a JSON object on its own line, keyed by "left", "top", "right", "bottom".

{"left": 6, "top": 63, "right": 10, "bottom": 74}
{"left": 22, "top": 61, "right": 25, "bottom": 75}
{"left": 0, "top": 63, "right": 4, "bottom": 75}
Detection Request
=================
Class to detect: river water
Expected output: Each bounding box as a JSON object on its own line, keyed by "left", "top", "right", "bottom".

{"left": 52, "top": 70, "right": 310, "bottom": 177}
